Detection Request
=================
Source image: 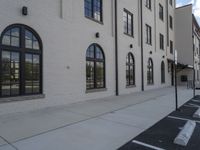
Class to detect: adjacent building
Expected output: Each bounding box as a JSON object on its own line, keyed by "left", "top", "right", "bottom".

{"left": 0, "top": 0, "right": 176, "bottom": 108}
{"left": 175, "top": 4, "right": 200, "bottom": 87}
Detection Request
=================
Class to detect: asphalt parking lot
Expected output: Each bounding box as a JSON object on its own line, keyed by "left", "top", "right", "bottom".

{"left": 118, "top": 95, "right": 200, "bottom": 150}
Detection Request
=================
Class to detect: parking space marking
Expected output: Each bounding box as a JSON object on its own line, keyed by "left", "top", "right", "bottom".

{"left": 185, "top": 103, "right": 200, "bottom": 108}
{"left": 167, "top": 116, "right": 200, "bottom": 124}
{"left": 191, "top": 100, "right": 200, "bottom": 103}
{"left": 132, "top": 140, "right": 166, "bottom": 150}
{"left": 184, "top": 104, "right": 199, "bottom": 108}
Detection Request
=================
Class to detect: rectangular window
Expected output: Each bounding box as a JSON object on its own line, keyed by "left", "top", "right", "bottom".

{"left": 160, "top": 33, "right": 164, "bottom": 50}
{"left": 159, "top": 4, "right": 164, "bottom": 21}
{"left": 169, "top": 0, "right": 173, "bottom": 6}
{"left": 146, "top": 24, "right": 152, "bottom": 45}
{"left": 84, "top": 0, "right": 102, "bottom": 22}
{"left": 170, "top": 40, "right": 173, "bottom": 54}
{"left": 1, "top": 51, "right": 20, "bottom": 96}
{"left": 146, "top": 0, "right": 151, "bottom": 10}
{"left": 123, "top": 9, "right": 134, "bottom": 37}
{"left": 25, "top": 54, "right": 40, "bottom": 94}
{"left": 169, "top": 15, "right": 173, "bottom": 29}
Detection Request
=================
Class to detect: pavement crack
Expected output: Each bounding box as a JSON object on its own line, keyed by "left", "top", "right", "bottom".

{"left": 0, "top": 136, "right": 19, "bottom": 150}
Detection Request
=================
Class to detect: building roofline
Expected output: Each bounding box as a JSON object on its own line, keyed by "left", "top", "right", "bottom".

{"left": 193, "top": 14, "right": 200, "bottom": 31}
{"left": 176, "top": 4, "right": 192, "bottom": 9}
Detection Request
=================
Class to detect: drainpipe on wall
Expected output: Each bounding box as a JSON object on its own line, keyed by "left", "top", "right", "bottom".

{"left": 114, "top": 0, "right": 119, "bottom": 96}
{"left": 140, "top": 0, "right": 144, "bottom": 91}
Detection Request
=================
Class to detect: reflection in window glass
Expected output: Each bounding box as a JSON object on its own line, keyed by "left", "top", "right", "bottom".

{"left": 86, "top": 44, "right": 105, "bottom": 90}
{"left": 0, "top": 25, "right": 42, "bottom": 97}
{"left": 25, "top": 30, "right": 40, "bottom": 50}
{"left": 25, "top": 54, "right": 40, "bottom": 94}
{"left": 126, "top": 53, "right": 135, "bottom": 86}
{"left": 1, "top": 51, "right": 20, "bottom": 96}
{"left": 2, "top": 28, "right": 20, "bottom": 47}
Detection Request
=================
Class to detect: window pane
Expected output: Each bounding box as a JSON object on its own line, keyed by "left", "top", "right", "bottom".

{"left": 1, "top": 51, "right": 20, "bottom": 96}
{"left": 96, "top": 47, "right": 103, "bottom": 59}
{"left": 11, "top": 28, "right": 19, "bottom": 37}
{"left": 11, "top": 37, "right": 19, "bottom": 47}
{"left": 2, "top": 35, "right": 11, "bottom": 45}
{"left": 2, "top": 28, "right": 20, "bottom": 47}
{"left": 85, "top": 0, "right": 92, "bottom": 17}
{"left": 25, "top": 30, "right": 40, "bottom": 50}
{"left": 96, "top": 62, "right": 104, "bottom": 88}
{"left": 86, "top": 61, "right": 95, "bottom": 89}
{"left": 86, "top": 45, "right": 95, "bottom": 58}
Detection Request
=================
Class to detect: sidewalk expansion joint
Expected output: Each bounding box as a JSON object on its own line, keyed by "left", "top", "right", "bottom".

{"left": 0, "top": 136, "right": 19, "bottom": 150}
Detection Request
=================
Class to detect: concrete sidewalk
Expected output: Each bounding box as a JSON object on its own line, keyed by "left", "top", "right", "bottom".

{"left": 0, "top": 87, "right": 198, "bottom": 150}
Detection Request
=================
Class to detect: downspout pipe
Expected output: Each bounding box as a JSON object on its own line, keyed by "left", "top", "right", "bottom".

{"left": 114, "top": 0, "right": 119, "bottom": 96}
{"left": 140, "top": 0, "right": 144, "bottom": 91}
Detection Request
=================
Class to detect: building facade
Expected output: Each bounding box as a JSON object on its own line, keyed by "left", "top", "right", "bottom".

{"left": 0, "top": 0, "right": 175, "bottom": 109}
{"left": 175, "top": 4, "right": 200, "bottom": 87}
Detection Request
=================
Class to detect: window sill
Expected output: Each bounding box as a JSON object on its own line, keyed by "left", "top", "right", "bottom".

{"left": 0, "top": 94, "right": 45, "bottom": 103}
{"left": 126, "top": 85, "right": 136, "bottom": 88}
{"left": 147, "top": 83, "right": 154, "bottom": 86}
{"left": 86, "top": 88, "right": 107, "bottom": 93}
{"left": 85, "top": 16, "right": 103, "bottom": 25}
{"left": 146, "top": 42, "right": 152, "bottom": 46}
{"left": 124, "top": 33, "right": 134, "bottom": 38}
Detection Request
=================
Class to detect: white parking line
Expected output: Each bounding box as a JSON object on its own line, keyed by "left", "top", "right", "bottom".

{"left": 132, "top": 140, "right": 166, "bottom": 150}
{"left": 167, "top": 116, "right": 200, "bottom": 124}
{"left": 191, "top": 100, "right": 200, "bottom": 103}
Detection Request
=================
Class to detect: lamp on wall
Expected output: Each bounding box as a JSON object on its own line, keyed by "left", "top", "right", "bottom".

{"left": 95, "top": 32, "right": 100, "bottom": 38}
{"left": 162, "top": 55, "right": 165, "bottom": 59}
{"left": 149, "top": 51, "right": 152, "bottom": 54}
{"left": 130, "top": 44, "right": 133, "bottom": 48}
{"left": 22, "top": 6, "right": 28, "bottom": 16}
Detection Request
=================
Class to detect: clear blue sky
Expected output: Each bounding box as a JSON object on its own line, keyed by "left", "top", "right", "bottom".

{"left": 176, "top": 0, "right": 200, "bottom": 24}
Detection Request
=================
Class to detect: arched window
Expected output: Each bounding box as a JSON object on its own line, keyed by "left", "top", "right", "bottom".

{"left": 147, "top": 58, "right": 153, "bottom": 85}
{"left": 86, "top": 44, "right": 105, "bottom": 90}
{"left": 0, "top": 24, "right": 42, "bottom": 97}
{"left": 126, "top": 53, "right": 135, "bottom": 86}
{"left": 161, "top": 61, "right": 165, "bottom": 83}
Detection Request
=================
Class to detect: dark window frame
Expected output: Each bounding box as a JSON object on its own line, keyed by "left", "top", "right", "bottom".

{"left": 86, "top": 44, "right": 105, "bottom": 90}
{"left": 147, "top": 58, "right": 154, "bottom": 85}
{"left": 161, "top": 61, "right": 165, "bottom": 83}
{"left": 145, "top": 0, "right": 152, "bottom": 10}
{"left": 170, "top": 40, "right": 173, "bottom": 54}
{"left": 169, "top": 15, "right": 173, "bottom": 29}
{"left": 146, "top": 24, "right": 152, "bottom": 45}
{"left": 0, "top": 24, "right": 43, "bottom": 98}
{"left": 126, "top": 52, "right": 135, "bottom": 86}
{"left": 159, "top": 4, "right": 164, "bottom": 21}
{"left": 84, "top": 0, "right": 103, "bottom": 23}
{"left": 123, "top": 9, "right": 134, "bottom": 37}
{"left": 169, "top": 0, "right": 173, "bottom": 6}
{"left": 160, "top": 33, "right": 164, "bottom": 50}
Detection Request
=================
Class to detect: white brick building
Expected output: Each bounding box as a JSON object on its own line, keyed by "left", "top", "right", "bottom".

{"left": 175, "top": 4, "right": 200, "bottom": 87}
{"left": 0, "top": 0, "right": 176, "bottom": 109}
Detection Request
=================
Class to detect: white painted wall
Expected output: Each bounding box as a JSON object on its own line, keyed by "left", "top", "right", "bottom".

{"left": 0, "top": 0, "right": 175, "bottom": 113}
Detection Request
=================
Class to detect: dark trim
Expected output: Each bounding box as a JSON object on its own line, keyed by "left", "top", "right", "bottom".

{"left": 86, "top": 43, "right": 106, "bottom": 90}
{"left": 84, "top": 0, "right": 103, "bottom": 23}
{"left": 114, "top": 0, "right": 119, "bottom": 96}
{"left": 0, "top": 24, "right": 43, "bottom": 98}
{"left": 85, "top": 16, "right": 104, "bottom": 25}
{"left": 193, "top": 26, "right": 196, "bottom": 97}
{"left": 166, "top": 0, "right": 169, "bottom": 46}
{"left": 123, "top": 8, "right": 134, "bottom": 37}
{"left": 140, "top": 0, "right": 144, "bottom": 91}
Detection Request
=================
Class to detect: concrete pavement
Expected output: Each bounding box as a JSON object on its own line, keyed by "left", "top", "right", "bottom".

{"left": 0, "top": 86, "right": 198, "bottom": 150}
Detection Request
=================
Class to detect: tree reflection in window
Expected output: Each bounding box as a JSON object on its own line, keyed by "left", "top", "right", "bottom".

{"left": 86, "top": 44, "right": 105, "bottom": 90}
{"left": 0, "top": 24, "right": 42, "bottom": 97}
